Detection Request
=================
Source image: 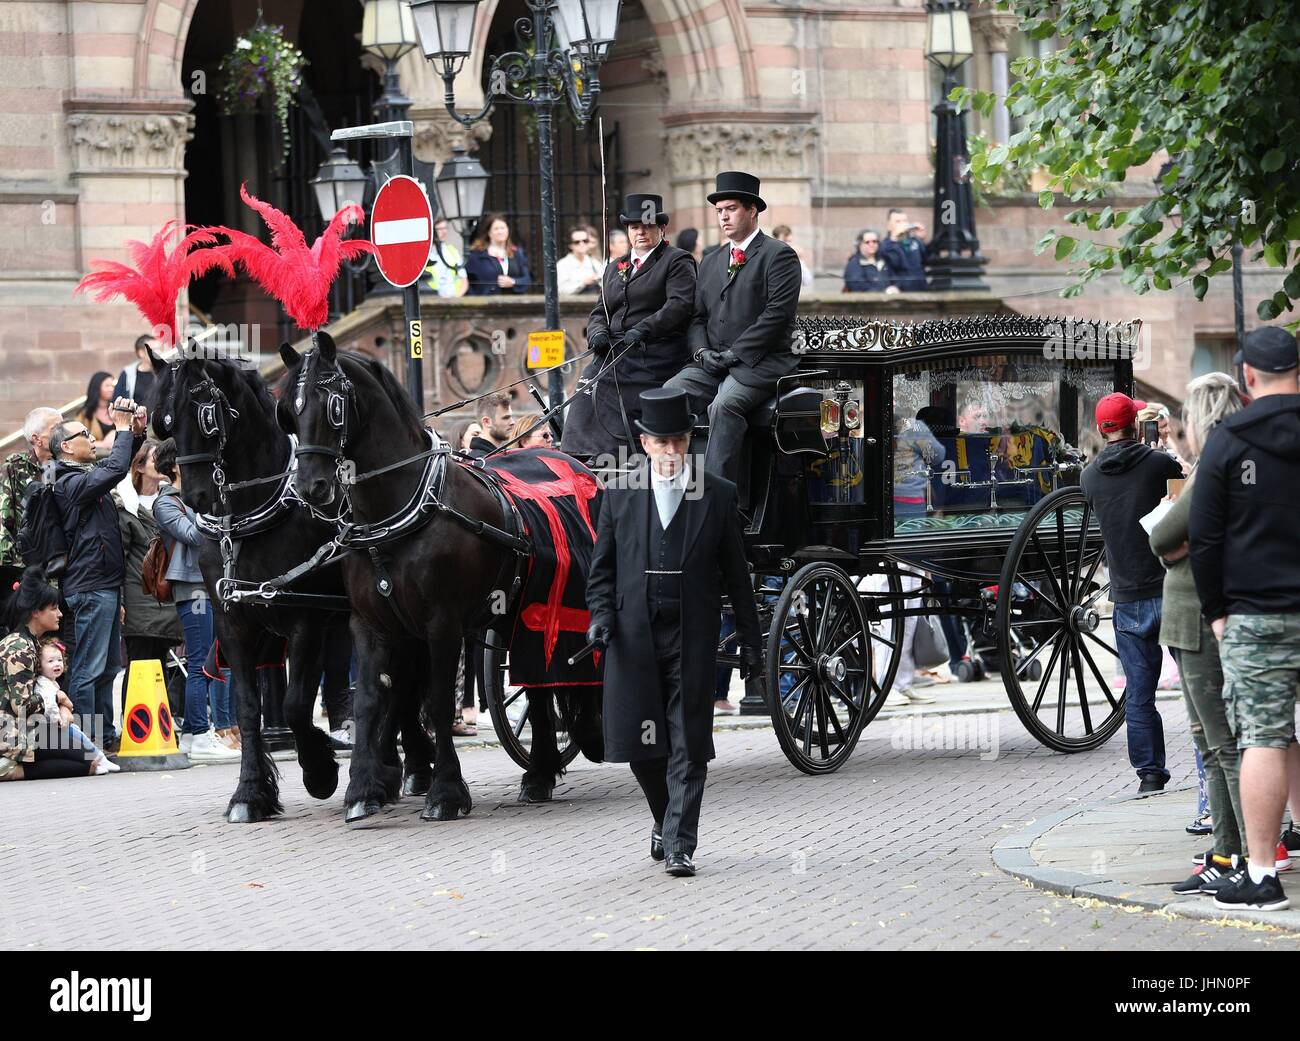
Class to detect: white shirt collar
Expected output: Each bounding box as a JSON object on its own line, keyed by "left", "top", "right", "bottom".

{"left": 727, "top": 227, "right": 761, "bottom": 255}
{"left": 650, "top": 461, "right": 690, "bottom": 487}
{"left": 631, "top": 241, "right": 659, "bottom": 265}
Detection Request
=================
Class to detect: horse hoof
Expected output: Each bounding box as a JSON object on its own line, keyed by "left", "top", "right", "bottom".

{"left": 303, "top": 764, "right": 340, "bottom": 801}
{"left": 226, "top": 802, "right": 259, "bottom": 824}
{"left": 402, "top": 773, "right": 432, "bottom": 798}
{"left": 517, "top": 784, "right": 554, "bottom": 804}
{"left": 419, "top": 801, "right": 464, "bottom": 822}
{"left": 345, "top": 799, "right": 383, "bottom": 826}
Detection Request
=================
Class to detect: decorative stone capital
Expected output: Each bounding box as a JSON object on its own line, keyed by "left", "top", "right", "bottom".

{"left": 65, "top": 102, "right": 194, "bottom": 176}
{"left": 662, "top": 120, "right": 819, "bottom": 182}
{"left": 973, "top": 13, "right": 1017, "bottom": 52}
{"left": 412, "top": 114, "right": 493, "bottom": 164}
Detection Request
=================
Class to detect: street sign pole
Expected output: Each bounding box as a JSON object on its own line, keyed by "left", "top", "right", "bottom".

{"left": 331, "top": 120, "right": 426, "bottom": 410}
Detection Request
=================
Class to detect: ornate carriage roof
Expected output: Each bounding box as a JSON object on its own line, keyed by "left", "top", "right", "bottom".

{"left": 793, "top": 313, "right": 1143, "bottom": 361}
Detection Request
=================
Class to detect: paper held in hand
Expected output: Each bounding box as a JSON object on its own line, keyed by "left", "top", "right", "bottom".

{"left": 1140, "top": 499, "right": 1174, "bottom": 535}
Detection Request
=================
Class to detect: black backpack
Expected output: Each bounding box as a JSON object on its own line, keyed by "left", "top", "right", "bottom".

{"left": 18, "top": 478, "right": 68, "bottom": 580}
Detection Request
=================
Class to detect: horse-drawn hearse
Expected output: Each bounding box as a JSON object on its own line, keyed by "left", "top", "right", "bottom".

{"left": 495, "top": 312, "right": 1140, "bottom": 777}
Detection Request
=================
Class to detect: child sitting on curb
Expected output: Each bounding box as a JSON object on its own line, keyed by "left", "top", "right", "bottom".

{"left": 36, "top": 639, "right": 118, "bottom": 775}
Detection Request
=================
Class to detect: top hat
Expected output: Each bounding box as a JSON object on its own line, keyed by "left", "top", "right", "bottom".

{"left": 707, "top": 171, "right": 767, "bottom": 212}
{"left": 635, "top": 387, "right": 696, "bottom": 437}
{"left": 619, "top": 194, "right": 670, "bottom": 226}
{"left": 1235, "top": 326, "right": 1299, "bottom": 373}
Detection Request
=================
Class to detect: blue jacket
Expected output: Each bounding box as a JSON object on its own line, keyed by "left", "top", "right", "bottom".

{"left": 51, "top": 431, "right": 138, "bottom": 596}
{"left": 151, "top": 484, "right": 205, "bottom": 586}
{"left": 879, "top": 235, "right": 929, "bottom": 291}
{"left": 843, "top": 254, "right": 894, "bottom": 292}
{"left": 465, "top": 247, "right": 531, "bottom": 296}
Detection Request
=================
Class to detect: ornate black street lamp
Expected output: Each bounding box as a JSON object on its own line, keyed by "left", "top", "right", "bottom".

{"left": 924, "top": 0, "right": 988, "bottom": 290}
{"left": 363, "top": 0, "right": 421, "bottom": 122}
{"left": 409, "top": 0, "right": 622, "bottom": 416}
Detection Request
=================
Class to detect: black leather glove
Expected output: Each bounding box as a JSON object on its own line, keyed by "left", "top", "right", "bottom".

{"left": 623, "top": 326, "right": 646, "bottom": 349}
{"left": 698, "top": 349, "right": 729, "bottom": 379}
{"left": 738, "top": 644, "right": 764, "bottom": 681}
{"left": 717, "top": 349, "right": 740, "bottom": 369}
{"left": 588, "top": 331, "right": 611, "bottom": 356}
{"left": 586, "top": 622, "right": 611, "bottom": 650}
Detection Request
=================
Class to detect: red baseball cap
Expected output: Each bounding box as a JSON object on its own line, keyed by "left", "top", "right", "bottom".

{"left": 1095, "top": 392, "right": 1147, "bottom": 433}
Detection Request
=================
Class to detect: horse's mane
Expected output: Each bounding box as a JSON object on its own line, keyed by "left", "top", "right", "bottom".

{"left": 343, "top": 350, "right": 424, "bottom": 433}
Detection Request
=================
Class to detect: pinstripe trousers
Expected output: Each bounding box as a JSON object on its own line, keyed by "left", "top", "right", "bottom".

{"left": 629, "top": 618, "right": 707, "bottom": 857}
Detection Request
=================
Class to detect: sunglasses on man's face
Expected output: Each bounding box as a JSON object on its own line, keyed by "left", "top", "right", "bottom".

{"left": 65, "top": 429, "right": 91, "bottom": 444}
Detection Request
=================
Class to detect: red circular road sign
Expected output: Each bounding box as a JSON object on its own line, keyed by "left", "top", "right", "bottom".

{"left": 370, "top": 175, "right": 434, "bottom": 289}
{"left": 127, "top": 704, "right": 153, "bottom": 744}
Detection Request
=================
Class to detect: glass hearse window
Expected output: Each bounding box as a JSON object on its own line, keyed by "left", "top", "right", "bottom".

{"left": 891, "top": 354, "right": 1112, "bottom": 534}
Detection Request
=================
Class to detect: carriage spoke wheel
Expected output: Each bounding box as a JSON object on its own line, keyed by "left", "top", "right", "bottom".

{"left": 482, "top": 630, "right": 580, "bottom": 772}
{"left": 995, "top": 487, "right": 1124, "bottom": 752}
{"left": 768, "top": 563, "right": 872, "bottom": 775}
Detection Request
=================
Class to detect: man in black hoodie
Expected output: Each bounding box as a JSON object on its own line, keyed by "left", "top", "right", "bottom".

{"left": 1081, "top": 392, "right": 1184, "bottom": 794}
{"left": 49, "top": 398, "right": 147, "bottom": 749}
{"left": 1190, "top": 327, "right": 1300, "bottom": 912}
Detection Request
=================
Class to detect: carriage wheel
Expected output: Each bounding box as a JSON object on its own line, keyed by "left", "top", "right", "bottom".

{"left": 482, "top": 630, "right": 581, "bottom": 772}
{"left": 857, "top": 568, "right": 904, "bottom": 725}
{"left": 768, "top": 562, "right": 873, "bottom": 775}
{"left": 996, "top": 487, "right": 1124, "bottom": 752}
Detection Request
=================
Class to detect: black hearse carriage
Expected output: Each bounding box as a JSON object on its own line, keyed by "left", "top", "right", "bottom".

{"left": 743, "top": 313, "right": 1140, "bottom": 773}
{"left": 483, "top": 313, "right": 1140, "bottom": 778}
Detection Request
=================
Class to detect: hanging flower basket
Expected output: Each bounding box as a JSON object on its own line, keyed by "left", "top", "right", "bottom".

{"left": 217, "top": 23, "right": 307, "bottom": 158}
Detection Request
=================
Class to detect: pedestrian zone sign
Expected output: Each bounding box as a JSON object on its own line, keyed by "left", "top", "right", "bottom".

{"left": 527, "top": 330, "right": 565, "bottom": 369}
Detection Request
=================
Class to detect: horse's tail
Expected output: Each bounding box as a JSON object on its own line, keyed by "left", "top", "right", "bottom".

{"left": 555, "top": 685, "right": 604, "bottom": 764}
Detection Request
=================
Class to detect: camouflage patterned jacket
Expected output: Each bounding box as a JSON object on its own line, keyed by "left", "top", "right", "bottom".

{"left": 0, "top": 628, "right": 45, "bottom": 763}
{"left": 0, "top": 450, "right": 42, "bottom": 568}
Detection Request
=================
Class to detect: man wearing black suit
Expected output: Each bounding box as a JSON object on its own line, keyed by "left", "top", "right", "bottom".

{"left": 585, "top": 387, "right": 764, "bottom": 877}
{"left": 666, "top": 171, "right": 803, "bottom": 484}
{"left": 561, "top": 194, "right": 697, "bottom": 459}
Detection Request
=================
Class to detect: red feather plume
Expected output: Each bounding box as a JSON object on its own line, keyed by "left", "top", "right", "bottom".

{"left": 212, "top": 183, "right": 375, "bottom": 331}
{"left": 74, "top": 222, "right": 234, "bottom": 347}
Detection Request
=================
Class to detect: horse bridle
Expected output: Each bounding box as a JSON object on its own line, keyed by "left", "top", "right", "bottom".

{"left": 292, "top": 349, "right": 352, "bottom": 462}
{"left": 175, "top": 373, "right": 241, "bottom": 512}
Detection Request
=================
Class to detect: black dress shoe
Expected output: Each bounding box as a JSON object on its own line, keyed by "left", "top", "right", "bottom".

{"left": 1138, "top": 774, "right": 1166, "bottom": 794}
{"left": 665, "top": 852, "right": 695, "bottom": 877}
{"left": 650, "top": 826, "right": 665, "bottom": 862}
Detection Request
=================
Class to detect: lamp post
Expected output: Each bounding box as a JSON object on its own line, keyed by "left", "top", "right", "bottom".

{"left": 363, "top": 0, "right": 420, "bottom": 123}
{"left": 408, "top": 0, "right": 622, "bottom": 419}
{"left": 924, "top": 0, "right": 988, "bottom": 291}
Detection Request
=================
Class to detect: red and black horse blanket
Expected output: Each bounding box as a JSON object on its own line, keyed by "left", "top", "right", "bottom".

{"left": 482, "top": 447, "right": 603, "bottom": 688}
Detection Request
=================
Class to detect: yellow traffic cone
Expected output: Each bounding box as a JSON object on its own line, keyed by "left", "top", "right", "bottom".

{"left": 114, "top": 659, "right": 190, "bottom": 771}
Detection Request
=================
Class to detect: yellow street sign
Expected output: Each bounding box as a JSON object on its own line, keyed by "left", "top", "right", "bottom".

{"left": 526, "top": 329, "right": 565, "bottom": 369}
{"left": 409, "top": 319, "right": 423, "bottom": 360}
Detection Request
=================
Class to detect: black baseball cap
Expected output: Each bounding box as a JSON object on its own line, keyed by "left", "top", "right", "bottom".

{"left": 1235, "top": 326, "right": 1299, "bottom": 373}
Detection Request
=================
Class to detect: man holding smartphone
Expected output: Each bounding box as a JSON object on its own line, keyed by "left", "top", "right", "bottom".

{"left": 1081, "top": 392, "right": 1184, "bottom": 794}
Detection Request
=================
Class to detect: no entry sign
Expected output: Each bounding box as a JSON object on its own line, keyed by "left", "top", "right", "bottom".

{"left": 371, "top": 175, "right": 434, "bottom": 288}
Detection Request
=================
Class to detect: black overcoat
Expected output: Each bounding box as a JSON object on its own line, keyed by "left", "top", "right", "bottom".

{"left": 563, "top": 242, "right": 697, "bottom": 457}
{"left": 687, "top": 230, "right": 803, "bottom": 391}
{"left": 586, "top": 467, "right": 762, "bottom": 763}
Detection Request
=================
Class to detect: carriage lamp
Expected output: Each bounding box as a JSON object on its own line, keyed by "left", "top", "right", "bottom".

{"left": 820, "top": 398, "right": 841, "bottom": 436}
{"left": 843, "top": 399, "right": 862, "bottom": 432}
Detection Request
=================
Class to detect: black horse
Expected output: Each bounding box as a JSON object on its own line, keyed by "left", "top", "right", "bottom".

{"left": 151, "top": 349, "right": 434, "bottom": 822}
{"left": 279, "top": 335, "right": 596, "bottom": 820}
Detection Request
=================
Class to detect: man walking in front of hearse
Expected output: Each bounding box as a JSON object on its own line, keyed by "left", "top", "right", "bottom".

{"left": 666, "top": 171, "right": 803, "bottom": 485}
{"left": 585, "top": 387, "right": 764, "bottom": 877}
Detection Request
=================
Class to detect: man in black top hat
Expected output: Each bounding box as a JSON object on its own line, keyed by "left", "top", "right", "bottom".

{"left": 585, "top": 387, "right": 764, "bottom": 876}
{"left": 561, "top": 194, "right": 697, "bottom": 458}
{"left": 665, "top": 171, "right": 803, "bottom": 485}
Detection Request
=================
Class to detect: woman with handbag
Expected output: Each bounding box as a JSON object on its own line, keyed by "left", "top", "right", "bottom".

{"left": 116, "top": 441, "right": 185, "bottom": 721}
{"left": 149, "top": 440, "right": 240, "bottom": 763}
{"left": 887, "top": 571, "right": 948, "bottom": 707}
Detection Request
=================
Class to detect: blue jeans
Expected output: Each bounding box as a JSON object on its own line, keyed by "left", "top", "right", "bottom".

{"left": 1113, "top": 596, "right": 1168, "bottom": 781}
{"left": 65, "top": 588, "right": 122, "bottom": 742}
{"left": 177, "top": 598, "right": 232, "bottom": 733}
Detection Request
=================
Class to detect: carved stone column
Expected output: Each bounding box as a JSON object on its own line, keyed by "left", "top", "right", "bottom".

{"left": 974, "top": 16, "right": 1016, "bottom": 144}
{"left": 412, "top": 114, "right": 493, "bottom": 165}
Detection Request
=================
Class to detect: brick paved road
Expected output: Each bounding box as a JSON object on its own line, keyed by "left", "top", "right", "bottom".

{"left": 3, "top": 699, "right": 1298, "bottom": 950}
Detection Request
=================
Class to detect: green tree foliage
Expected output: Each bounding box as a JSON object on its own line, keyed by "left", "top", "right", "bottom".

{"left": 957, "top": 0, "right": 1300, "bottom": 320}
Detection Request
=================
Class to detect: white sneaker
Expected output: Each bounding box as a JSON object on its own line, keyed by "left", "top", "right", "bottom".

{"left": 187, "top": 730, "right": 241, "bottom": 762}
{"left": 179, "top": 733, "right": 194, "bottom": 754}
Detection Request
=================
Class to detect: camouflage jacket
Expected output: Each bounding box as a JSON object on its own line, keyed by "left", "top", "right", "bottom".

{"left": 0, "top": 629, "right": 44, "bottom": 762}
{"left": 0, "top": 450, "right": 41, "bottom": 568}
